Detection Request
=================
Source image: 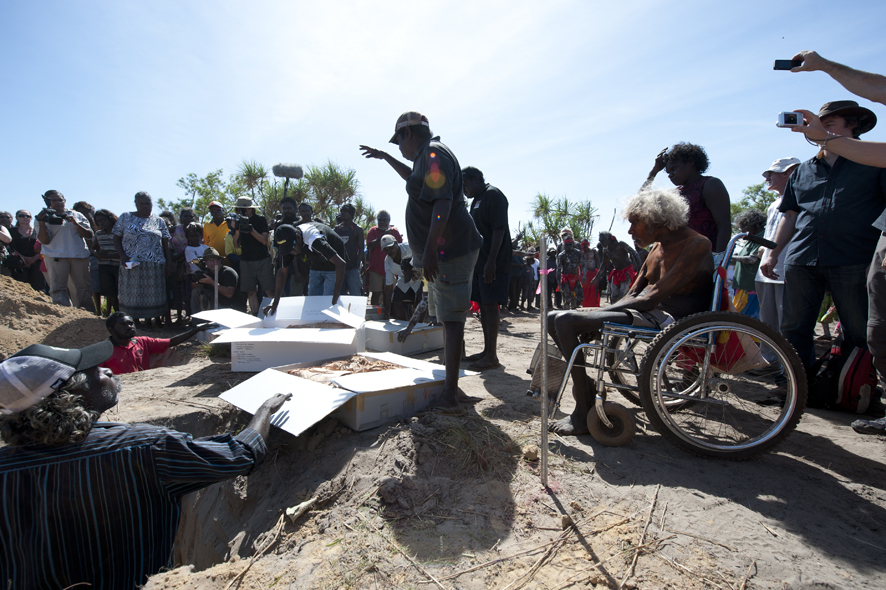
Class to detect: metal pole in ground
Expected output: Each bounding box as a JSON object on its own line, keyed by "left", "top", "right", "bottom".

{"left": 213, "top": 265, "right": 219, "bottom": 310}
{"left": 539, "top": 236, "right": 549, "bottom": 488}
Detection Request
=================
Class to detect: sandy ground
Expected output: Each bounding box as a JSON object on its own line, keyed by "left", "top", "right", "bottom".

{"left": 67, "top": 307, "right": 886, "bottom": 590}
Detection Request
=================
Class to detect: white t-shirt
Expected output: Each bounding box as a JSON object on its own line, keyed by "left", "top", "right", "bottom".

{"left": 531, "top": 259, "right": 540, "bottom": 280}
{"left": 384, "top": 243, "right": 422, "bottom": 292}
{"left": 185, "top": 244, "right": 209, "bottom": 272}
{"left": 755, "top": 196, "right": 785, "bottom": 285}
{"left": 40, "top": 210, "right": 91, "bottom": 259}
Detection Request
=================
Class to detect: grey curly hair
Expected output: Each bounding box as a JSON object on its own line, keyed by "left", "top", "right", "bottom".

{"left": 0, "top": 372, "right": 100, "bottom": 446}
{"left": 734, "top": 210, "right": 767, "bottom": 233}
{"left": 622, "top": 189, "right": 689, "bottom": 230}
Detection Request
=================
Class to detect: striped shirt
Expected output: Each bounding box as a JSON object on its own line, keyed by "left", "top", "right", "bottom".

{"left": 0, "top": 422, "right": 267, "bottom": 589}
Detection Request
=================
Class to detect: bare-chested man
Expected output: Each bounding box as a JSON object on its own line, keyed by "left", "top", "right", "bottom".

{"left": 597, "top": 231, "right": 641, "bottom": 303}
{"left": 548, "top": 189, "right": 714, "bottom": 435}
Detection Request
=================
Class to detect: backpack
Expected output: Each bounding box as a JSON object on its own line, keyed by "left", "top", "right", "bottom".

{"left": 808, "top": 345, "right": 879, "bottom": 413}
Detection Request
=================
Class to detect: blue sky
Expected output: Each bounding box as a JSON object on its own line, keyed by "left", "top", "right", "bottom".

{"left": 2, "top": 0, "right": 885, "bottom": 242}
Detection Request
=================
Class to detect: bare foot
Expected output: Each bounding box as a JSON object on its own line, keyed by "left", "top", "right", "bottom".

{"left": 469, "top": 357, "right": 502, "bottom": 371}
{"left": 549, "top": 415, "right": 589, "bottom": 436}
{"left": 463, "top": 351, "right": 485, "bottom": 362}
{"left": 430, "top": 390, "right": 461, "bottom": 411}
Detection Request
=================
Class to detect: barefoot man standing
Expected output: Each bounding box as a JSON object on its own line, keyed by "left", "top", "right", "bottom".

{"left": 360, "top": 112, "right": 482, "bottom": 410}
{"left": 548, "top": 189, "right": 713, "bottom": 435}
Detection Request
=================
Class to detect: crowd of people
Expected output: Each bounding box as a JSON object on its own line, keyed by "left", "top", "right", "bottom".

{"left": 2, "top": 48, "right": 886, "bottom": 589}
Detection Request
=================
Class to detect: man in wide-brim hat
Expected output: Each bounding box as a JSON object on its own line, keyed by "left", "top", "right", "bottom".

{"left": 761, "top": 99, "right": 886, "bottom": 374}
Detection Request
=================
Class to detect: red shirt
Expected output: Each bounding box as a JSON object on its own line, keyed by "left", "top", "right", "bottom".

{"left": 366, "top": 225, "right": 402, "bottom": 274}
{"left": 101, "top": 337, "right": 171, "bottom": 374}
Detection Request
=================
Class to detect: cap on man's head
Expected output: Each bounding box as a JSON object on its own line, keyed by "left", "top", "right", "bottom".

{"left": 380, "top": 234, "right": 398, "bottom": 250}
{"left": 201, "top": 247, "right": 222, "bottom": 260}
{"left": 762, "top": 157, "right": 802, "bottom": 179}
{"left": 818, "top": 100, "right": 877, "bottom": 135}
{"left": 340, "top": 203, "right": 356, "bottom": 216}
{"left": 389, "top": 111, "right": 430, "bottom": 144}
{"left": 208, "top": 201, "right": 223, "bottom": 209}
{"left": 0, "top": 341, "right": 114, "bottom": 415}
{"left": 274, "top": 224, "right": 299, "bottom": 255}
{"left": 234, "top": 197, "right": 256, "bottom": 209}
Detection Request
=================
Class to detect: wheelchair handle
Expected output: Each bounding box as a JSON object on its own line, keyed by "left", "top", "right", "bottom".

{"left": 741, "top": 233, "right": 777, "bottom": 250}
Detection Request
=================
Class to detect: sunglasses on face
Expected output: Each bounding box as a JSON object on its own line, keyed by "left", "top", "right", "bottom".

{"left": 17, "top": 214, "right": 31, "bottom": 218}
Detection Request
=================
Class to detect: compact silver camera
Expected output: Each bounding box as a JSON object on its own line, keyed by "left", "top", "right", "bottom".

{"left": 776, "top": 112, "right": 804, "bottom": 128}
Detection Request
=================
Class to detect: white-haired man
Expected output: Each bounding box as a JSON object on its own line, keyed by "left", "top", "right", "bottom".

{"left": 547, "top": 189, "right": 713, "bottom": 436}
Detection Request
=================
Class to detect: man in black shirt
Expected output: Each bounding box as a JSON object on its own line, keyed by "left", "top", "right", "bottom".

{"left": 360, "top": 111, "right": 482, "bottom": 410}
{"left": 191, "top": 247, "right": 247, "bottom": 312}
{"left": 264, "top": 223, "right": 347, "bottom": 316}
{"left": 335, "top": 203, "right": 366, "bottom": 296}
{"left": 761, "top": 100, "right": 886, "bottom": 369}
{"left": 232, "top": 197, "right": 273, "bottom": 315}
{"left": 463, "top": 166, "right": 511, "bottom": 370}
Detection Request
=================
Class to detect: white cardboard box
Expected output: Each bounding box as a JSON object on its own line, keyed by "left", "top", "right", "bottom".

{"left": 194, "top": 296, "right": 367, "bottom": 372}
{"left": 364, "top": 320, "right": 444, "bottom": 356}
{"left": 219, "top": 352, "right": 477, "bottom": 435}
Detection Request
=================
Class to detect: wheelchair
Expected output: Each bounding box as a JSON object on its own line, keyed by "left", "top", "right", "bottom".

{"left": 529, "top": 233, "right": 807, "bottom": 460}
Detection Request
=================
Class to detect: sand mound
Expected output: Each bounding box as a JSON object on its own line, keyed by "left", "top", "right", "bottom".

{"left": 0, "top": 275, "right": 109, "bottom": 358}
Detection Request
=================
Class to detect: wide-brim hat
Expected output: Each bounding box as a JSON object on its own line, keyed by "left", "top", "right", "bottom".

{"left": 389, "top": 111, "right": 430, "bottom": 144}
{"left": 2, "top": 342, "right": 114, "bottom": 414}
{"left": 234, "top": 197, "right": 256, "bottom": 209}
{"left": 762, "top": 157, "right": 802, "bottom": 179}
{"left": 818, "top": 100, "right": 877, "bottom": 135}
{"left": 201, "top": 247, "right": 222, "bottom": 260}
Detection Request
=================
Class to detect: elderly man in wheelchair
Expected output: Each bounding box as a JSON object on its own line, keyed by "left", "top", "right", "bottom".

{"left": 542, "top": 189, "right": 806, "bottom": 460}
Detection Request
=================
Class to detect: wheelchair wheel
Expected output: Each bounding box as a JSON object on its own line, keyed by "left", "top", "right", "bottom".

{"left": 587, "top": 402, "right": 635, "bottom": 446}
{"left": 638, "top": 312, "right": 806, "bottom": 460}
{"left": 608, "top": 336, "right": 696, "bottom": 410}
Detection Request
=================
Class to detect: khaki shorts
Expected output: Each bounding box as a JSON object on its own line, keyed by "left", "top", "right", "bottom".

{"left": 368, "top": 270, "right": 385, "bottom": 292}
{"left": 239, "top": 257, "right": 274, "bottom": 294}
{"left": 626, "top": 308, "right": 674, "bottom": 330}
{"left": 428, "top": 250, "right": 479, "bottom": 323}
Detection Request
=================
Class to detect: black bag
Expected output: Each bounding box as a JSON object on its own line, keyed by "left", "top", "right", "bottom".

{"left": 808, "top": 344, "right": 879, "bottom": 413}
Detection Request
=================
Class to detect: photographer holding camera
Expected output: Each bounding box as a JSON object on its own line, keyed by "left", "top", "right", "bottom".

{"left": 35, "top": 190, "right": 94, "bottom": 309}
{"left": 231, "top": 197, "right": 273, "bottom": 315}
{"left": 760, "top": 100, "right": 886, "bottom": 381}
{"left": 190, "top": 247, "right": 246, "bottom": 312}
{"left": 784, "top": 51, "right": 886, "bottom": 435}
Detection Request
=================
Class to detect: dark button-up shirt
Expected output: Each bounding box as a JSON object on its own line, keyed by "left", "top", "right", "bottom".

{"left": 780, "top": 155, "right": 886, "bottom": 266}
{"left": 0, "top": 423, "right": 267, "bottom": 589}
{"left": 404, "top": 136, "right": 482, "bottom": 263}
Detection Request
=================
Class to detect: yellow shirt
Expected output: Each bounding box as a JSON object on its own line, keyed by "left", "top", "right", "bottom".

{"left": 203, "top": 220, "right": 228, "bottom": 254}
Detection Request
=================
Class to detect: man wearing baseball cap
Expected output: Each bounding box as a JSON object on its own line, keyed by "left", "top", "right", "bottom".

{"left": 203, "top": 200, "right": 229, "bottom": 254}
{"left": 761, "top": 101, "right": 886, "bottom": 374}
{"left": 0, "top": 341, "right": 290, "bottom": 588}
{"left": 263, "top": 221, "right": 347, "bottom": 317}
{"left": 360, "top": 111, "right": 483, "bottom": 410}
{"left": 754, "top": 157, "right": 800, "bottom": 366}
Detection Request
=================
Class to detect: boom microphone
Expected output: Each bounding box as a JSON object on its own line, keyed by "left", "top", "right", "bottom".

{"left": 272, "top": 164, "right": 304, "bottom": 179}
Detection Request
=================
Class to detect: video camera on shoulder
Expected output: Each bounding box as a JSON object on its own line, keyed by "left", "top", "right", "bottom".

{"left": 226, "top": 212, "right": 252, "bottom": 233}
{"left": 39, "top": 207, "right": 66, "bottom": 225}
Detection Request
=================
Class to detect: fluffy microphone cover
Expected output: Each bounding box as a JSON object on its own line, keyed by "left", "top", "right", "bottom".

{"left": 272, "top": 164, "right": 304, "bottom": 179}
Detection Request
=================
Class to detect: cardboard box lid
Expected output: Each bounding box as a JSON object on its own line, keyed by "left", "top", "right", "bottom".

{"left": 220, "top": 368, "right": 356, "bottom": 438}
{"left": 363, "top": 319, "right": 437, "bottom": 332}
{"left": 192, "top": 308, "right": 260, "bottom": 329}
{"left": 211, "top": 327, "right": 357, "bottom": 345}
{"left": 258, "top": 295, "right": 366, "bottom": 327}
{"left": 330, "top": 367, "right": 438, "bottom": 393}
